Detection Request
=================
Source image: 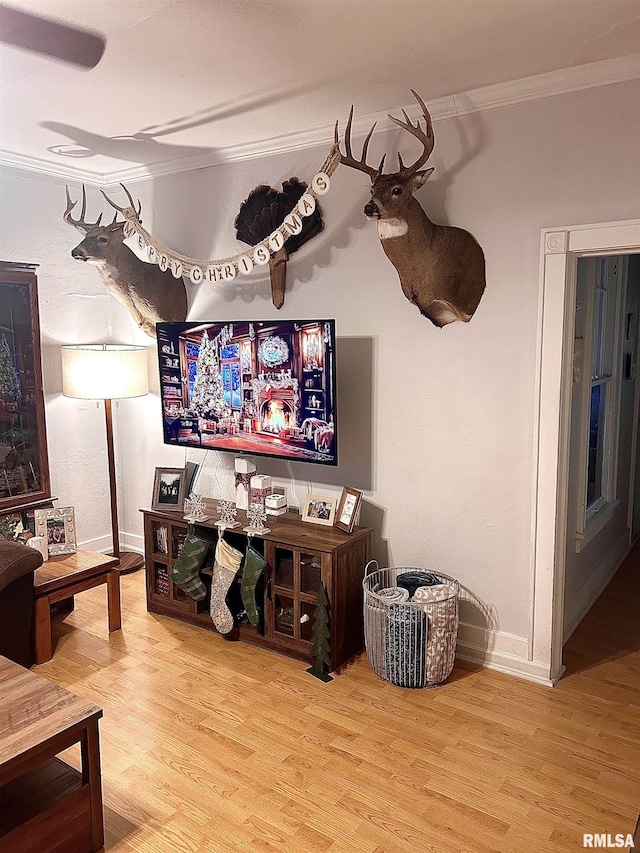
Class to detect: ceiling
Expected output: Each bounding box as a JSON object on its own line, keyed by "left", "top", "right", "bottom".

{"left": 1, "top": 0, "right": 639, "bottom": 184}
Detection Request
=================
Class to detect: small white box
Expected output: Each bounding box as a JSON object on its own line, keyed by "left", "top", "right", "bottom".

{"left": 265, "top": 493, "right": 287, "bottom": 510}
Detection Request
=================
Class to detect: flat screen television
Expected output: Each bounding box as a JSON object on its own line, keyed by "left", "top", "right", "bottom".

{"left": 157, "top": 320, "right": 337, "bottom": 465}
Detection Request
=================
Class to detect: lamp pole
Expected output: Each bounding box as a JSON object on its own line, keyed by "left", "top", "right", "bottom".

{"left": 104, "top": 397, "right": 144, "bottom": 573}
{"left": 104, "top": 398, "right": 120, "bottom": 558}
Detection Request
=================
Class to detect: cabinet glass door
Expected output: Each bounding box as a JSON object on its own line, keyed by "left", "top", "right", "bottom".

{"left": 271, "top": 546, "right": 323, "bottom": 647}
{"left": 274, "top": 548, "right": 294, "bottom": 589}
{"left": 0, "top": 263, "right": 51, "bottom": 513}
{"left": 300, "top": 553, "right": 322, "bottom": 595}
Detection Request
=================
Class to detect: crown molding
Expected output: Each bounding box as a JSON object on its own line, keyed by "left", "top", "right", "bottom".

{"left": 1, "top": 54, "right": 638, "bottom": 186}
{"left": 0, "top": 150, "right": 106, "bottom": 186}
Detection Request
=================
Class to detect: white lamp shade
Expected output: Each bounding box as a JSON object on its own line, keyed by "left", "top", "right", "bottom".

{"left": 62, "top": 345, "right": 149, "bottom": 400}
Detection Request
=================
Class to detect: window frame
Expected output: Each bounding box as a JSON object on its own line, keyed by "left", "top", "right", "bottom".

{"left": 574, "top": 255, "right": 627, "bottom": 551}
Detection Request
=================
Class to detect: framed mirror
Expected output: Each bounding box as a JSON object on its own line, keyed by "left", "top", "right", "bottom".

{"left": 0, "top": 261, "right": 51, "bottom": 513}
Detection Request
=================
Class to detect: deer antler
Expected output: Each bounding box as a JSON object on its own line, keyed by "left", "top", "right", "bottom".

{"left": 335, "top": 106, "right": 386, "bottom": 178}
{"left": 388, "top": 90, "right": 435, "bottom": 179}
{"left": 63, "top": 184, "right": 102, "bottom": 233}
{"left": 100, "top": 183, "right": 142, "bottom": 221}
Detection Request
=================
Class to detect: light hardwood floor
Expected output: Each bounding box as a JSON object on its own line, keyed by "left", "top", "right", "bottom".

{"left": 35, "top": 549, "right": 640, "bottom": 853}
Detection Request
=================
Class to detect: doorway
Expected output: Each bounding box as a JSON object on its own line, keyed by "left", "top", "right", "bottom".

{"left": 562, "top": 253, "right": 640, "bottom": 643}
{"left": 532, "top": 220, "right": 640, "bottom": 685}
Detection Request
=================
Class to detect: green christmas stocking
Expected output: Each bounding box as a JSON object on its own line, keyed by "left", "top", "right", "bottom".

{"left": 241, "top": 544, "right": 267, "bottom": 626}
{"left": 210, "top": 536, "right": 243, "bottom": 634}
{"left": 171, "top": 532, "right": 209, "bottom": 600}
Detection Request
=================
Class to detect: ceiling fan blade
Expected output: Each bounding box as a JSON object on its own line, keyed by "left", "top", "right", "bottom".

{"left": 0, "top": 3, "right": 105, "bottom": 69}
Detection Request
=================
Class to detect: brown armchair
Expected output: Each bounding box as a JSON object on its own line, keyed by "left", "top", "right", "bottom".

{"left": 0, "top": 539, "right": 43, "bottom": 667}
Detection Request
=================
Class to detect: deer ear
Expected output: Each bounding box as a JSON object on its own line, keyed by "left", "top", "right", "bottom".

{"left": 412, "top": 168, "right": 434, "bottom": 189}
{"left": 108, "top": 222, "right": 125, "bottom": 233}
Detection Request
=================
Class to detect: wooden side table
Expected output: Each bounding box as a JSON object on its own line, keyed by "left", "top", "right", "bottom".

{"left": 0, "top": 655, "right": 104, "bottom": 852}
{"left": 34, "top": 549, "right": 121, "bottom": 664}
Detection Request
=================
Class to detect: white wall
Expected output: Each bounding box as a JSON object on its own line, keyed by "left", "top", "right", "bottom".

{"left": 1, "top": 79, "right": 639, "bottom": 679}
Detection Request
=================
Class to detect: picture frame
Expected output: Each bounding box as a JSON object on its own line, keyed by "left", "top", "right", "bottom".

{"left": 334, "top": 487, "right": 363, "bottom": 533}
{"left": 184, "top": 460, "right": 200, "bottom": 497}
{"left": 152, "top": 467, "right": 187, "bottom": 512}
{"left": 301, "top": 494, "right": 337, "bottom": 527}
{"left": 34, "top": 506, "right": 77, "bottom": 556}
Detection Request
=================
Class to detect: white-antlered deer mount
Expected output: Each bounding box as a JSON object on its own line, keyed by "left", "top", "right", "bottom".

{"left": 336, "top": 91, "right": 485, "bottom": 327}
{"left": 64, "top": 184, "right": 188, "bottom": 337}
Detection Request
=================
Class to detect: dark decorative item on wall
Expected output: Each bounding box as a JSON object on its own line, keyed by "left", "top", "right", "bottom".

{"left": 234, "top": 178, "right": 324, "bottom": 309}
{"left": 63, "top": 184, "right": 188, "bottom": 338}
{"left": 0, "top": 263, "right": 51, "bottom": 515}
{"left": 336, "top": 91, "right": 486, "bottom": 328}
{"left": 105, "top": 147, "right": 340, "bottom": 300}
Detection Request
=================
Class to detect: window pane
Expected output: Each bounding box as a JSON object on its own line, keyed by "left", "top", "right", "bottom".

{"left": 596, "top": 257, "right": 608, "bottom": 290}
{"left": 591, "top": 289, "right": 606, "bottom": 379}
{"left": 587, "top": 383, "right": 606, "bottom": 507}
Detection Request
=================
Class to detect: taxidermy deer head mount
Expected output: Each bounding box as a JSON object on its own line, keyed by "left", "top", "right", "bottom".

{"left": 64, "top": 184, "right": 188, "bottom": 337}
{"left": 235, "top": 178, "right": 324, "bottom": 309}
{"left": 336, "top": 91, "right": 485, "bottom": 327}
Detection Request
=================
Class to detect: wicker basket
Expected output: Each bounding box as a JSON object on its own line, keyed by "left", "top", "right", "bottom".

{"left": 362, "top": 562, "right": 459, "bottom": 688}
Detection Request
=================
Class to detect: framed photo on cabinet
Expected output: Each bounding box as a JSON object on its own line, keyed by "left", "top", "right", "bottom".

{"left": 335, "top": 487, "right": 362, "bottom": 533}
{"left": 301, "top": 494, "right": 337, "bottom": 527}
{"left": 152, "top": 467, "right": 187, "bottom": 512}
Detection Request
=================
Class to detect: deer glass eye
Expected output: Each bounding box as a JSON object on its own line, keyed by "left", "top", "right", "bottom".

{"left": 392, "top": 187, "right": 403, "bottom": 196}
{"left": 97, "top": 235, "right": 108, "bottom": 244}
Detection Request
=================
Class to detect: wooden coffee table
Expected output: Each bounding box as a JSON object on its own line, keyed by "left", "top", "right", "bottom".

{"left": 34, "top": 549, "right": 121, "bottom": 664}
{"left": 0, "top": 655, "right": 104, "bottom": 852}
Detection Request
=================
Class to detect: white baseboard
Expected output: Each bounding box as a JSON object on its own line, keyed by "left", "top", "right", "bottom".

{"left": 77, "top": 533, "right": 144, "bottom": 556}
{"left": 120, "top": 531, "right": 145, "bottom": 555}
{"left": 456, "top": 622, "right": 555, "bottom": 686}
{"left": 78, "top": 534, "right": 113, "bottom": 553}
{"left": 562, "top": 532, "right": 629, "bottom": 643}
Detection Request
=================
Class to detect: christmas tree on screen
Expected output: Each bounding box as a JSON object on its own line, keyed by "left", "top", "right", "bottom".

{"left": 190, "top": 333, "right": 227, "bottom": 418}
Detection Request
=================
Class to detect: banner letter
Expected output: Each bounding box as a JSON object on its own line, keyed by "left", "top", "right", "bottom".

{"left": 268, "top": 230, "right": 285, "bottom": 253}
{"left": 222, "top": 263, "right": 236, "bottom": 280}
{"left": 253, "top": 244, "right": 270, "bottom": 266}
{"left": 284, "top": 212, "right": 303, "bottom": 236}
{"left": 299, "top": 193, "right": 316, "bottom": 217}
{"left": 311, "top": 172, "right": 330, "bottom": 195}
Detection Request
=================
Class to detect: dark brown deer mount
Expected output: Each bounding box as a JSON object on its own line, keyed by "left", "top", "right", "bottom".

{"left": 235, "top": 178, "right": 324, "bottom": 309}
{"left": 336, "top": 91, "right": 486, "bottom": 327}
{"left": 64, "top": 185, "right": 188, "bottom": 337}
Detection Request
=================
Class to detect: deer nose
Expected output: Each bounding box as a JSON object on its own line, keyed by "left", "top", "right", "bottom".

{"left": 71, "top": 248, "right": 87, "bottom": 260}
{"left": 364, "top": 202, "right": 378, "bottom": 217}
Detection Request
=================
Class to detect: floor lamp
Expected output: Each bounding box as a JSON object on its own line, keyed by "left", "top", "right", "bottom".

{"left": 61, "top": 344, "right": 148, "bottom": 573}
